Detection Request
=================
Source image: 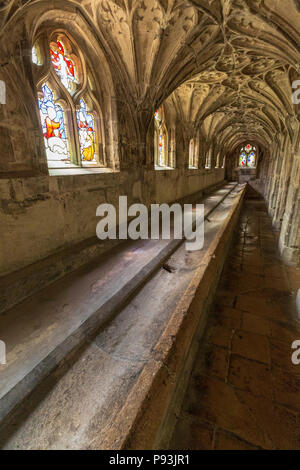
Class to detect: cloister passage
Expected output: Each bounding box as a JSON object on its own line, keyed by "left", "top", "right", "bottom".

{"left": 0, "top": 0, "right": 299, "bottom": 450}
{"left": 171, "top": 189, "right": 300, "bottom": 450}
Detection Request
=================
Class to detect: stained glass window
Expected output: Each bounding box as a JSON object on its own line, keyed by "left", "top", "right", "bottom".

{"left": 50, "top": 39, "right": 77, "bottom": 93}
{"left": 239, "top": 151, "right": 247, "bottom": 167}
{"left": 239, "top": 144, "right": 256, "bottom": 168}
{"left": 38, "top": 83, "right": 70, "bottom": 166}
{"left": 76, "top": 99, "right": 97, "bottom": 164}
{"left": 33, "top": 32, "right": 103, "bottom": 170}
{"left": 158, "top": 127, "right": 167, "bottom": 166}
{"left": 247, "top": 151, "right": 256, "bottom": 167}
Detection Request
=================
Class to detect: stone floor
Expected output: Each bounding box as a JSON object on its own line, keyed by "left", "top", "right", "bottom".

{"left": 171, "top": 192, "right": 300, "bottom": 450}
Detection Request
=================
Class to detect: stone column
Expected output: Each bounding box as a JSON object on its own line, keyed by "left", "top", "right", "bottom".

{"left": 198, "top": 138, "right": 206, "bottom": 169}
{"left": 267, "top": 141, "right": 284, "bottom": 218}
{"left": 175, "top": 125, "right": 186, "bottom": 170}
{"left": 272, "top": 138, "right": 294, "bottom": 230}
{"left": 279, "top": 149, "right": 300, "bottom": 265}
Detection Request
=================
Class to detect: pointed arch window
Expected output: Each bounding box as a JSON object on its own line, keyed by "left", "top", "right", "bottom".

{"left": 76, "top": 98, "right": 99, "bottom": 164}
{"left": 32, "top": 43, "right": 42, "bottom": 66}
{"left": 50, "top": 37, "right": 80, "bottom": 95}
{"left": 239, "top": 144, "right": 257, "bottom": 168}
{"left": 154, "top": 106, "right": 169, "bottom": 168}
{"left": 189, "top": 139, "right": 196, "bottom": 168}
{"left": 38, "top": 83, "right": 70, "bottom": 164}
{"left": 205, "top": 148, "right": 212, "bottom": 169}
{"left": 32, "top": 32, "right": 105, "bottom": 170}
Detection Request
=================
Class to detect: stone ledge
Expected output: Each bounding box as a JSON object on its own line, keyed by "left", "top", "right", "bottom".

{"left": 87, "top": 185, "right": 246, "bottom": 450}
{"left": 0, "top": 180, "right": 226, "bottom": 314}
{"left": 0, "top": 183, "right": 237, "bottom": 433}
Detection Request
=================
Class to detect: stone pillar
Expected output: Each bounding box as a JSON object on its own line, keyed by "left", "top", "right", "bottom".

{"left": 211, "top": 142, "right": 217, "bottom": 169}
{"left": 267, "top": 142, "right": 283, "bottom": 218}
{"left": 198, "top": 138, "right": 206, "bottom": 169}
{"left": 279, "top": 150, "right": 300, "bottom": 265}
{"left": 272, "top": 139, "right": 293, "bottom": 230}
{"left": 264, "top": 147, "right": 275, "bottom": 201}
{"left": 175, "top": 125, "right": 186, "bottom": 170}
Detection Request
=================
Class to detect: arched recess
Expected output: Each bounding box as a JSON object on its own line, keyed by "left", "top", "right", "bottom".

{"left": 205, "top": 147, "right": 212, "bottom": 169}
{"left": 189, "top": 138, "right": 197, "bottom": 168}
{"left": 154, "top": 106, "right": 170, "bottom": 168}
{"left": 188, "top": 138, "right": 194, "bottom": 168}
{"left": 30, "top": 12, "right": 119, "bottom": 171}
{"left": 238, "top": 143, "right": 258, "bottom": 168}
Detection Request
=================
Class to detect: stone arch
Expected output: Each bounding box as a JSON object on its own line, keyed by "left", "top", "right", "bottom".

{"left": 29, "top": 7, "right": 120, "bottom": 171}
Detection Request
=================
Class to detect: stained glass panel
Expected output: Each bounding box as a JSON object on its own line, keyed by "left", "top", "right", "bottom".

{"left": 50, "top": 40, "right": 77, "bottom": 93}
{"left": 239, "top": 152, "right": 247, "bottom": 167}
{"left": 247, "top": 151, "right": 256, "bottom": 167}
{"left": 76, "top": 99, "right": 97, "bottom": 164}
{"left": 239, "top": 143, "right": 257, "bottom": 167}
{"left": 38, "top": 83, "right": 70, "bottom": 165}
{"left": 159, "top": 130, "right": 164, "bottom": 166}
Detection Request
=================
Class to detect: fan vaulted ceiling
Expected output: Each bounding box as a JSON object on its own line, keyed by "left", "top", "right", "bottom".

{"left": 0, "top": 0, "right": 299, "bottom": 154}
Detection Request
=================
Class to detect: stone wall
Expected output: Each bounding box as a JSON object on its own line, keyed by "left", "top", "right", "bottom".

{"left": 0, "top": 0, "right": 299, "bottom": 287}
{"left": 0, "top": 168, "right": 225, "bottom": 277}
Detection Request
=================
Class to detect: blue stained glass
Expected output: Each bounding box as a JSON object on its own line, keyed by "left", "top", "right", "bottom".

{"left": 239, "top": 143, "right": 256, "bottom": 167}
{"left": 239, "top": 152, "right": 247, "bottom": 167}
{"left": 38, "top": 83, "right": 70, "bottom": 164}
{"left": 76, "top": 99, "right": 97, "bottom": 163}
{"left": 247, "top": 151, "right": 256, "bottom": 167}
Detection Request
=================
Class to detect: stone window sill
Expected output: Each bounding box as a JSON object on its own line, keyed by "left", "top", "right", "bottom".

{"left": 154, "top": 165, "right": 175, "bottom": 171}
{"left": 49, "top": 167, "right": 116, "bottom": 176}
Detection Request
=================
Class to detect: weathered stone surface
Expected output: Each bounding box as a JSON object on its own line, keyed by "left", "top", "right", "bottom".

{"left": 171, "top": 195, "right": 300, "bottom": 450}
{"left": 0, "top": 184, "right": 245, "bottom": 449}
{"left": 0, "top": 0, "right": 299, "bottom": 452}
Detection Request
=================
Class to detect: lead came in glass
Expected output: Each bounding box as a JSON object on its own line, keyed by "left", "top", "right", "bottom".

{"left": 76, "top": 99, "right": 97, "bottom": 164}
{"left": 38, "top": 83, "right": 70, "bottom": 165}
